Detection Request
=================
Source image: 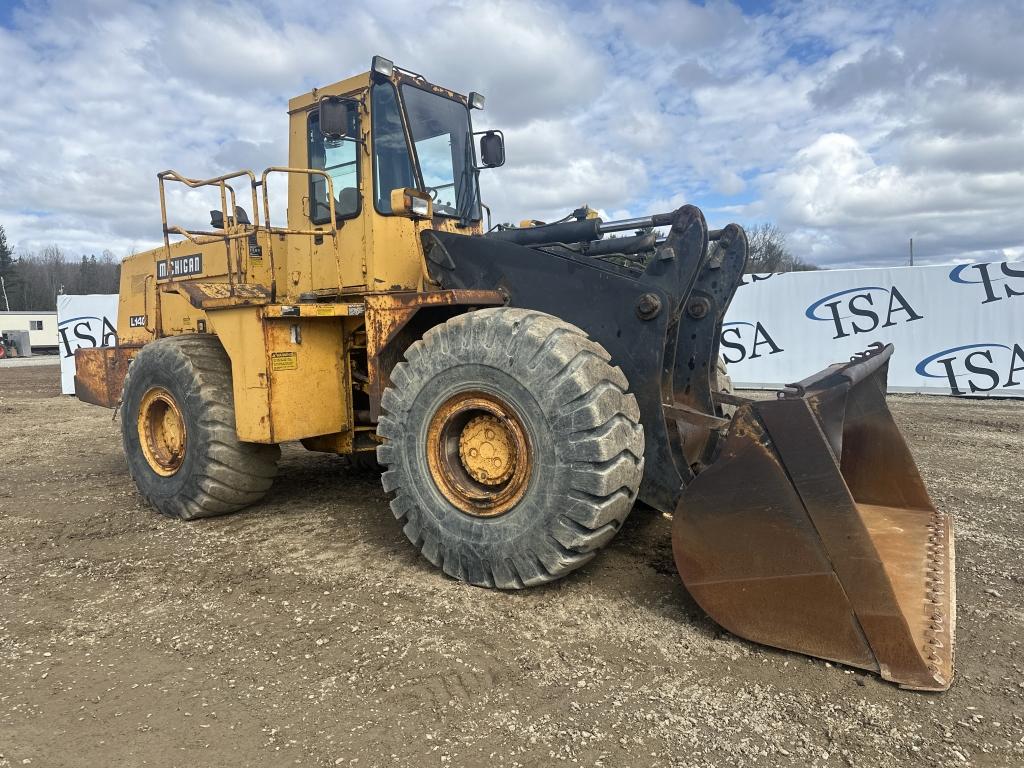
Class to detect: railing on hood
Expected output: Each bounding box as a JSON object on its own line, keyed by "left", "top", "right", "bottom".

{"left": 156, "top": 167, "right": 340, "bottom": 302}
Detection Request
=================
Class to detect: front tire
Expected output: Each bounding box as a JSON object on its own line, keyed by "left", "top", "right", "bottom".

{"left": 120, "top": 334, "right": 280, "bottom": 520}
{"left": 377, "top": 308, "right": 644, "bottom": 589}
{"left": 713, "top": 356, "right": 736, "bottom": 418}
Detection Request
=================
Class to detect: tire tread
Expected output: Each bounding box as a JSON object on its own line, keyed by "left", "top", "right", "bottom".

{"left": 120, "top": 334, "right": 279, "bottom": 520}
{"left": 377, "top": 309, "right": 644, "bottom": 590}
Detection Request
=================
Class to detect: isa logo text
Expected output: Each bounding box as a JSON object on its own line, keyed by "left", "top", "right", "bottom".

{"left": 916, "top": 342, "right": 1024, "bottom": 395}
{"left": 58, "top": 315, "right": 117, "bottom": 358}
{"left": 949, "top": 262, "right": 1024, "bottom": 305}
{"left": 805, "top": 286, "right": 922, "bottom": 340}
{"left": 720, "top": 321, "right": 784, "bottom": 364}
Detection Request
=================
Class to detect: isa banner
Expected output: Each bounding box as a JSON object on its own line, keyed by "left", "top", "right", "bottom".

{"left": 722, "top": 261, "right": 1024, "bottom": 397}
{"left": 56, "top": 294, "right": 119, "bottom": 395}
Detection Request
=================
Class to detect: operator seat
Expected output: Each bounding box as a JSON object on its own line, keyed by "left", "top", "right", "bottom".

{"left": 338, "top": 187, "right": 359, "bottom": 216}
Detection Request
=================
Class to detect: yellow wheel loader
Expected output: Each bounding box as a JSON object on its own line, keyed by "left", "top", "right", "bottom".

{"left": 75, "top": 56, "right": 954, "bottom": 690}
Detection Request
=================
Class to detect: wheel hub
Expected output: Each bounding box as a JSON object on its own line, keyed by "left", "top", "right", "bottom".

{"left": 458, "top": 415, "right": 516, "bottom": 486}
{"left": 138, "top": 387, "right": 187, "bottom": 476}
{"left": 427, "top": 392, "right": 531, "bottom": 517}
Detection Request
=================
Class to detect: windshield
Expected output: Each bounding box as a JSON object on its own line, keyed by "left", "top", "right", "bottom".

{"left": 399, "top": 84, "right": 480, "bottom": 222}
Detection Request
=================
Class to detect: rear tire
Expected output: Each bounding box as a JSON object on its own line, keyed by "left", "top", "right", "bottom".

{"left": 377, "top": 308, "right": 644, "bottom": 589}
{"left": 120, "top": 334, "right": 280, "bottom": 520}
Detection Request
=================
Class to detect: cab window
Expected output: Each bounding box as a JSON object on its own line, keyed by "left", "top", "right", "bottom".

{"left": 371, "top": 82, "right": 416, "bottom": 214}
{"left": 308, "top": 112, "right": 360, "bottom": 224}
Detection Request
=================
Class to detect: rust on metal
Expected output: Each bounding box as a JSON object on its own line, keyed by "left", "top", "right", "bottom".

{"left": 364, "top": 289, "right": 505, "bottom": 421}
{"left": 74, "top": 346, "right": 140, "bottom": 408}
{"left": 673, "top": 344, "right": 955, "bottom": 691}
{"left": 169, "top": 280, "right": 271, "bottom": 310}
{"left": 157, "top": 167, "right": 346, "bottom": 304}
{"left": 137, "top": 386, "right": 187, "bottom": 477}
{"left": 301, "top": 430, "right": 355, "bottom": 455}
{"left": 459, "top": 414, "right": 516, "bottom": 486}
{"left": 426, "top": 391, "right": 531, "bottom": 517}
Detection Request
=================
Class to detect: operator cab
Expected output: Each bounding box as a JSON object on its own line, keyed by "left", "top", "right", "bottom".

{"left": 304, "top": 55, "right": 505, "bottom": 231}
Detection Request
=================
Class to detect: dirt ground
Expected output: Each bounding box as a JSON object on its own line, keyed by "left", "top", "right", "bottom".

{"left": 1, "top": 364, "right": 1022, "bottom": 768}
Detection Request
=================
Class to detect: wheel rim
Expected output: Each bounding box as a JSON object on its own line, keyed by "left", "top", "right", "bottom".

{"left": 137, "top": 386, "right": 187, "bottom": 476}
{"left": 426, "top": 391, "right": 532, "bottom": 517}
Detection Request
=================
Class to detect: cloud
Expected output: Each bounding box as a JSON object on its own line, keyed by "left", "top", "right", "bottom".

{"left": 809, "top": 47, "right": 906, "bottom": 110}
{"left": 762, "top": 133, "right": 1024, "bottom": 266}
{"left": 0, "top": 0, "right": 613, "bottom": 255}
{"left": 0, "top": 0, "right": 1020, "bottom": 270}
{"left": 749, "top": 0, "right": 1024, "bottom": 266}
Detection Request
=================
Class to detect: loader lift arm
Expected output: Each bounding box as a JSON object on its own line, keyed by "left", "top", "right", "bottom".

{"left": 424, "top": 203, "right": 746, "bottom": 513}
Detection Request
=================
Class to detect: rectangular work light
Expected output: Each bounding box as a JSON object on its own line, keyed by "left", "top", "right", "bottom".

{"left": 372, "top": 55, "right": 394, "bottom": 77}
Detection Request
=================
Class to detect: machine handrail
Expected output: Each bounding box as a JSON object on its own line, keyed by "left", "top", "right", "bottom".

{"left": 157, "top": 169, "right": 263, "bottom": 294}
{"left": 260, "top": 167, "right": 339, "bottom": 302}
{"left": 157, "top": 167, "right": 341, "bottom": 303}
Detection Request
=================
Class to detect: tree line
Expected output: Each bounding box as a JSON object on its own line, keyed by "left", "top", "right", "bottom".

{"left": 744, "top": 223, "right": 818, "bottom": 274}
{"left": 0, "top": 225, "right": 121, "bottom": 311}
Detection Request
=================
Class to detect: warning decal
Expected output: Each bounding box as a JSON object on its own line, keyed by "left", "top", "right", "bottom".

{"left": 270, "top": 351, "right": 298, "bottom": 371}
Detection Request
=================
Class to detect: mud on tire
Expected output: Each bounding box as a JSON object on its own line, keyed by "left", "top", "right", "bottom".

{"left": 376, "top": 308, "right": 645, "bottom": 589}
{"left": 120, "top": 334, "right": 280, "bottom": 520}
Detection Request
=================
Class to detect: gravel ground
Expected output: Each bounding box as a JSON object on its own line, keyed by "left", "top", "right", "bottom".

{"left": 0, "top": 357, "right": 61, "bottom": 368}
{"left": 1, "top": 365, "right": 1022, "bottom": 767}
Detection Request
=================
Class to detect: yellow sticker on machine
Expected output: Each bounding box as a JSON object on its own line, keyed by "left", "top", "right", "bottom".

{"left": 271, "top": 351, "right": 298, "bottom": 371}
{"left": 316, "top": 304, "right": 334, "bottom": 316}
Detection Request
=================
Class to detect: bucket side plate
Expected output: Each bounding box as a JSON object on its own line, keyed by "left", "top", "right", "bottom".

{"left": 672, "top": 346, "right": 954, "bottom": 690}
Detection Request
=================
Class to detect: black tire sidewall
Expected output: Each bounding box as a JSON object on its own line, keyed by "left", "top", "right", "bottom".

{"left": 120, "top": 345, "right": 209, "bottom": 511}
{"left": 400, "top": 363, "right": 565, "bottom": 559}
{"left": 380, "top": 308, "right": 644, "bottom": 587}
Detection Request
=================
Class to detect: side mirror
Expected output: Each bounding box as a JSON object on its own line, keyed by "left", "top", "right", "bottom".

{"left": 478, "top": 130, "right": 505, "bottom": 169}
{"left": 319, "top": 96, "right": 359, "bottom": 140}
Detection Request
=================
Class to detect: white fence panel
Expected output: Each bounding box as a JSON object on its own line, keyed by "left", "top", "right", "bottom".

{"left": 722, "top": 261, "right": 1024, "bottom": 396}
{"left": 56, "top": 294, "right": 119, "bottom": 395}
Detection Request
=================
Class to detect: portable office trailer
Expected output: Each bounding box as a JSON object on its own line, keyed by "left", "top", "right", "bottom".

{"left": 0, "top": 311, "right": 59, "bottom": 352}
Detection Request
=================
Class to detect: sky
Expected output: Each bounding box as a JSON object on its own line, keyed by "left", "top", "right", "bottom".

{"left": 0, "top": 0, "right": 1022, "bottom": 268}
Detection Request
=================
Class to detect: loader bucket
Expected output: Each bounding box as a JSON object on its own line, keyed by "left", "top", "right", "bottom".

{"left": 672, "top": 344, "right": 955, "bottom": 690}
